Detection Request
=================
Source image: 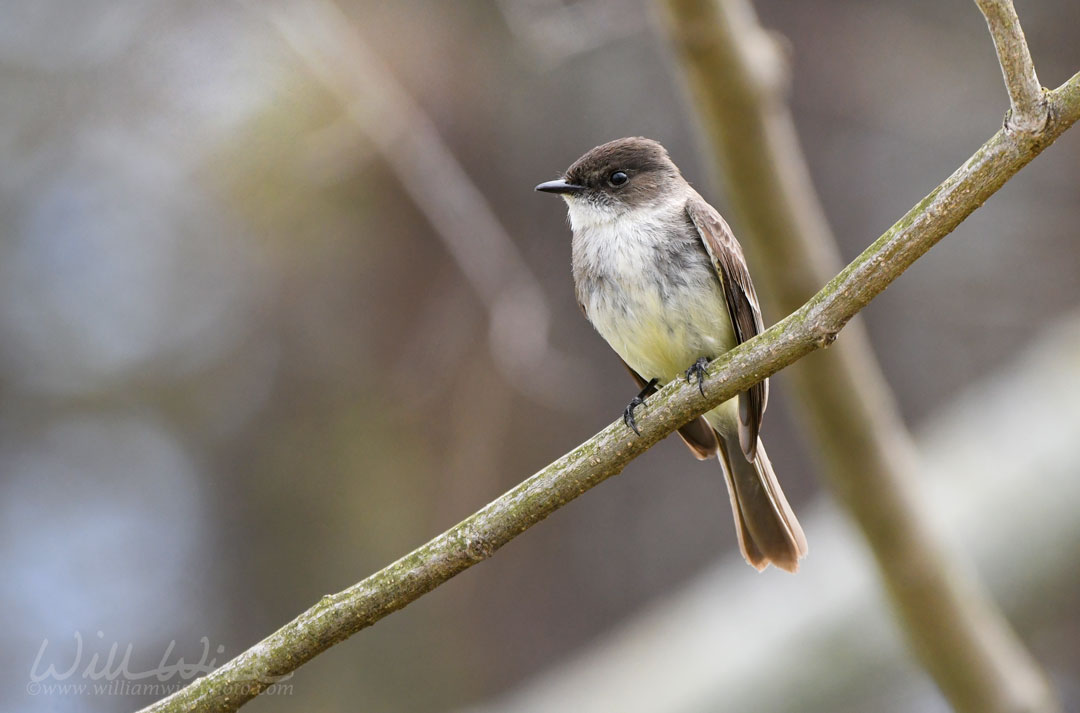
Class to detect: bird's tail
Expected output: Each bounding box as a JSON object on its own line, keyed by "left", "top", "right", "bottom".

{"left": 716, "top": 432, "right": 807, "bottom": 573}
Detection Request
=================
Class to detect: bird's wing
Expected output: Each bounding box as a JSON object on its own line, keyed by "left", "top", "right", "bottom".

{"left": 620, "top": 358, "right": 719, "bottom": 460}
{"left": 685, "top": 193, "right": 768, "bottom": 460}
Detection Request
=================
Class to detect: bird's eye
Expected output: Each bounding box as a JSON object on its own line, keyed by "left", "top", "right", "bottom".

{"left": 608, "top": 171, "right": 629, "bottom": 187}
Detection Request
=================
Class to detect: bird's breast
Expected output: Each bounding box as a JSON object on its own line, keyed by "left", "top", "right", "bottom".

{"left": 573, "top": 218, "right": 736, "bottom": 383}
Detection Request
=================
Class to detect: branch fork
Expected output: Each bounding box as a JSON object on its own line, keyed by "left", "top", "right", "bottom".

{"left": 975, "top": 0, "right": 1050, "bottom": 134}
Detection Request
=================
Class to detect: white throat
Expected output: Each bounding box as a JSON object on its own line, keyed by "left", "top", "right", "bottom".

{"left": 564, "top": 188, "right": 684, "bottom": 232}
{"left": 567, "top": 189, "right": 687, "bottom": 280}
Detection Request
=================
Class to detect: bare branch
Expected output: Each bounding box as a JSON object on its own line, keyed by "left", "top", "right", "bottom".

{"left": 138, "top": 69, "right": 1080, "bottom": 713}
{"left": 252, "top": 0, "right": 598, "bottom": 411}
{"left": 470, "top": 314, "right": 1080, "bottom": 713}
{"left": 975, "top": 0, "right": 1048, "bottom": 132}
{"left": 656, "top": 1, "right": 1062, "bottom": 711}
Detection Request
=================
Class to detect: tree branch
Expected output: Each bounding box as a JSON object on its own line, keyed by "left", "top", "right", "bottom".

{"left": 245, "top": 0, "right": 598, "bottom": 412}
{"left": 975, "top": 0, "right": 1048, "bottom": 133}
{"left": 139, "top": 70, "right": 1080, "bottom": 713}
{"left": 469, "top": 313, "right": 1080, "bottom": 713}
{"left": 656, "top": 1, "right": 1063, "bottom": 711}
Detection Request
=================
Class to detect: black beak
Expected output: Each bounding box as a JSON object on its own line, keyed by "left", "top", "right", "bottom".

{"left": 535, "top": 179, "right": 585, "bottom": 195}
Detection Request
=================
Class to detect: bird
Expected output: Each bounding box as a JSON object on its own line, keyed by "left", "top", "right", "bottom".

{"left": 535, "top": 137, "right": 806, "bottom": 572}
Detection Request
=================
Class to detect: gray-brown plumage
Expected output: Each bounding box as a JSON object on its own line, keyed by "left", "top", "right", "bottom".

{"left": 536, "top": 137, "right": 806, "bottom": 572}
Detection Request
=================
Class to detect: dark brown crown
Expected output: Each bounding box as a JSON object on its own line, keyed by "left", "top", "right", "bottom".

{"left": 564, "top": 137, "right": 678, "bottom": 186}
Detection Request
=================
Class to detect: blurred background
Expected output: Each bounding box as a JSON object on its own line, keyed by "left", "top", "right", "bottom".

{"left": 2, "top": 1, "right": 1079, "bottom": 711}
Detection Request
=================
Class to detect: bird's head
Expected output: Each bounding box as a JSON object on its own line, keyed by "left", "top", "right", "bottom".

{"left": 535, "top": 137, "right": 683, "bottom": 224}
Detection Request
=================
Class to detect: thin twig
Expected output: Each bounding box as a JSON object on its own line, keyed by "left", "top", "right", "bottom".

{"left": 138, "top": 70, "right": 1080, "bottom": 713}
{"left": 975, "top": 0, "right": 1048, "bottom": 132}
{"left": 251, "top": 0, "right": 598, "bottom": 411}
{"left": 656, "top": 1, "right": 1062, "bottom": 711}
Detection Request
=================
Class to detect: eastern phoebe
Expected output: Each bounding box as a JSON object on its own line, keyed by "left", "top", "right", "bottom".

{"left": 536, "top": 137, "right": 806, "bottom": 572}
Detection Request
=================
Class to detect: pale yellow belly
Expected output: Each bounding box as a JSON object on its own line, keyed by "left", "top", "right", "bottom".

{"left": 600, "top": 292, "right": 742, "bottom": 436}
{"left": 588, "top": 278, "right": 737, "bottom": 385}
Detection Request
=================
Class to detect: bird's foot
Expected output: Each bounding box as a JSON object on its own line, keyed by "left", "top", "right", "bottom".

{"left": 623, "top": 377, "right": 658, "bottom": 436}
{"left": 623, "top": 397, "right": 645, "bottom": 436}
{"left": 685, "top": 357, "right": 709, "bottom": 397}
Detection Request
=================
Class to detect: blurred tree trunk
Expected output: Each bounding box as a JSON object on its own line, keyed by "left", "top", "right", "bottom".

{"left": 656, "top": 1, "right": 1059, "bottom": 711}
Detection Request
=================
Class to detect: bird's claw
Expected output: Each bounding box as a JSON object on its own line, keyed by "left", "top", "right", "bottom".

{"left": 685, "top": 357, "right": 709, "bottom": 397}
{"left": 622, "top": 377, "right": 657, "bottom": 436}
{"left": 623, "top": 396, "right": 645, "bottom": 436}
